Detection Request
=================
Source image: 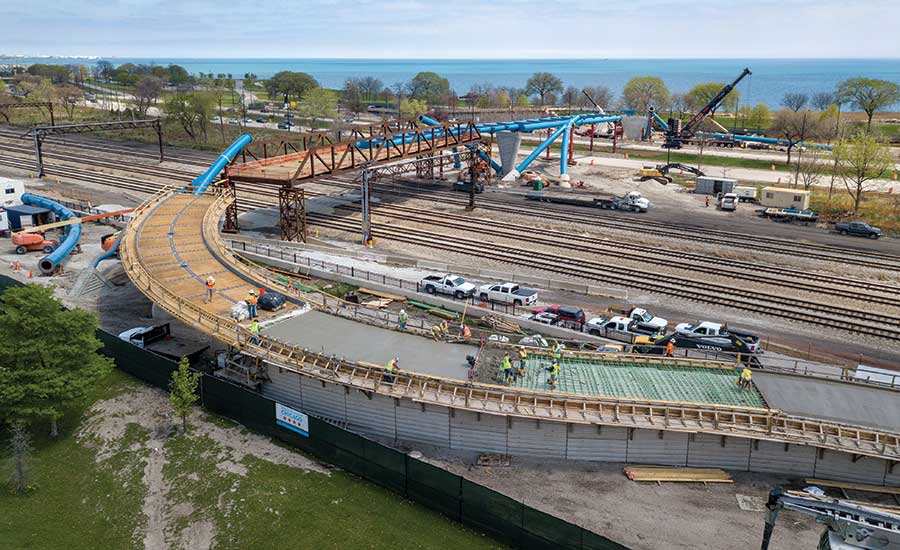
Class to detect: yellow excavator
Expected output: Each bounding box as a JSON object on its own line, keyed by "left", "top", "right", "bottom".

{"left": 637, "top": 163, "right": 705, "bottom": 185}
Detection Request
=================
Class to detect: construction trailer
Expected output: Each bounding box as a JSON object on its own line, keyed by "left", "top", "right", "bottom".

{"left": 694, "top": 176, "right": 737, "bottom": 196}
{"left": 760, "top": 187, "right": 811, "bottom": 210}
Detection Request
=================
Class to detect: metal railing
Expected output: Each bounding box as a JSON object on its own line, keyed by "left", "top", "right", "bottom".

{"left": 117, "top": 189, "right": 900, "bottom": 462}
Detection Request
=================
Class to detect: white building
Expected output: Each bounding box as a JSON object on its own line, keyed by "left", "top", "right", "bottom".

{"left": 0, "top": 176, "right": 26, "bottom": 233}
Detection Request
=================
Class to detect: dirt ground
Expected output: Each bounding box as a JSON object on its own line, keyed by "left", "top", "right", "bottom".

{"left": 423, "top": 452, "right": 821, "bottom": 550}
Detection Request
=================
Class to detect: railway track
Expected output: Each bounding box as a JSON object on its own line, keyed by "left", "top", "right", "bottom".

{"left": 3, "top": 138, "right": 900, "bottom": 341}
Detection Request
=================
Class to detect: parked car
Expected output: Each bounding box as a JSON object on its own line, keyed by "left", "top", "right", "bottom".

{"left": 277, "top": 122, "right": 291, "bottom": 130}
{"left": 227, "top": 118, "right": 239, "bottom": 124}
{"left": 530, "top": 304, "right": 586, "bottom": 324}
{"left": 626, "top": 307, "right": 667, "bottom": 334}
{"left": 242, "top": 118, "right": 253, "bottom": 123}
{"left": 285, "top": 112, "right": 295, "bottom": 118}
{"left": 478, "top": 282, "right": 538, "bottom": 306}
{"left": 420, "top": 274, "right": 476, "bottom": 299}
{"left": 583, "top": 316, "right": 659, "bottom": 343}
{"left": 528, "top": 312, "right": 559, "bottom": 325}
{"left": 453, "top": 180, "right": 484, "bottom": 194}
{"left": 255, "top": 118, "right": 268, "bottom": 123}
{"left": 835, "top": 221, "right": 882, "bottom": 239}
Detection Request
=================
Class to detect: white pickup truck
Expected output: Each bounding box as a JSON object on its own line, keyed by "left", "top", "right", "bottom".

{"left": 421, "top": 274, "right": 477, "bottom": 299}
{"left": 627, "top": 307, "right": 667, "bottom": 334}
{"left": 478, "top": 282, "right": 538, "bottom": 306}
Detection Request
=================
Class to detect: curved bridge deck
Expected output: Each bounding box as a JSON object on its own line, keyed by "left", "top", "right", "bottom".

{"left": 121, "top": 187, "right": 900, "bottom": 465}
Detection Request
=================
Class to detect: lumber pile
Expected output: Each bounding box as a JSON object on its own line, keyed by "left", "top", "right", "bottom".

{"left": 624, "top": 466, "right": 733, "bottom": 483}
{"left": 482, "top": 314, "right": 520, "bottom": 333}
{"left": 804, "top": 478, "right": 900, "bottom": 496}
{"left": 358, "top": 287, "right": 407, "bottom": 302}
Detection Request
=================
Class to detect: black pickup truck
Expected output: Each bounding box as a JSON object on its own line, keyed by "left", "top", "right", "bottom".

{"left": 835, "top": 221, "right": 882, "bottom": 239}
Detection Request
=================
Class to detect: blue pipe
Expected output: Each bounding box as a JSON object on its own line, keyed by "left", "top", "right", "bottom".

{"left": 192, "top": 133, "right": 254, "bottom": 195}
{"left": 476, "top": 149, "right": 502, "bottom": 174}
{"left": 695, "top": 132, "right": 833, "bottom": 151}
{"left": 92, "top": 230, "right": 124, "bottom": 268}
{"left": 652, "top": 111, "right": 670, "bottom": 132}
{"left": 420, "top": 115, "right": 440, "bottom": 126}
{"left": 501, "top": 123, "right": 569, "bottom": 181}
{"left": 21, "top": 193, "right": 82, "bottom": 275}
{"left": 559, "top": 119, "right": 576, "bottom": 180}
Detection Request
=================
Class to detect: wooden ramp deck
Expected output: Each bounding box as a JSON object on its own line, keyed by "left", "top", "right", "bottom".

{"left": 135, "top": 192, "right": 288, "bottom": 320}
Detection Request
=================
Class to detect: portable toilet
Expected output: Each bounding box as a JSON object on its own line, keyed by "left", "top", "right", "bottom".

{"left": 760, "top": 187, "right": 811, "bottom": 210}
{"left": 695, "top": 176, "right": 736, "bottom": 196}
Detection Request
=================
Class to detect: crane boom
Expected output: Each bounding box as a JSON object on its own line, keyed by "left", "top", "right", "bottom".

{"left": 18, "top": 207, "right": 138, "bottom": 234}
{"left": 581, "top": 89, "right": 606, "bottom": 115}
{"left": 682, "top": 67, "right": 751, "bottom": 136}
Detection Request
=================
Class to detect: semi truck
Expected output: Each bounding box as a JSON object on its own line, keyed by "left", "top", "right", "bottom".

{"left": 526, "top": 191, "right": 651, "bottom": 213}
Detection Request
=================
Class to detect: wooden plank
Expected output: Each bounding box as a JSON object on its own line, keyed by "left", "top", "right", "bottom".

{"left": 804, "top": 478, "right": 900, "bottom": 495}
{"left": 625, "top": 466, "right": 733, "bottom": 483}
{"left": 358, "top": 287, "right": 407, "bottom": 302}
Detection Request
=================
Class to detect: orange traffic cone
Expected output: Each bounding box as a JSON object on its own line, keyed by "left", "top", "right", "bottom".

{"left": 28, "top": 270, "right": 33, "bottom": 279}
{"left": 14, "top": 260, "right": 20, "bottom": 271}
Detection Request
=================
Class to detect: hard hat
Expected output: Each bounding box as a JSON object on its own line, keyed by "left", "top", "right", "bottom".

{"left": 400, "top": 309, "right": 406, "bottom": 314}
{"left": 394, "top": 356, "right": 400, "bottom": 362}
{"left": 249, "top": 289, "right": 256, "bottom": 295}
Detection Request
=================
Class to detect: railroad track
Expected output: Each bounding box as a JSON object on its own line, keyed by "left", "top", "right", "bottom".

{"left": 311, "top": 175, "right": 900, "bottom": 271}
{"left": 4, "top": 139, "right": 900, "bottom": 341}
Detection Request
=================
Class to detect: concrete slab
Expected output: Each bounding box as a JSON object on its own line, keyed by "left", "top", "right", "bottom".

{"left": 754, "top": 372, "right": 900, "bottom": 432}
{"left": 263, "top": 310, "right": 476, "bottom": 380}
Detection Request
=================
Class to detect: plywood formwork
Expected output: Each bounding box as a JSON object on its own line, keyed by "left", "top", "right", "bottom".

{"left": 119, "top": 188, "right": 900, "bottom": 467}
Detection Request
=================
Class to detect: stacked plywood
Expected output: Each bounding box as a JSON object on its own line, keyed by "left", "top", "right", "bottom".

{"left": 624, "top": 466, "right": 733, "bottom": 483}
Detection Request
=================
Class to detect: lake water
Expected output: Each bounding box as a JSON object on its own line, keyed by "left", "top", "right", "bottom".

{"left": 5, "top": 57, "right": 899, "bottom": 109}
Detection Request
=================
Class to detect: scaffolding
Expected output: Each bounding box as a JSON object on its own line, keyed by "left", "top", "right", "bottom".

{"left": 278, "top": 186, "right": 307, "bottom": 242}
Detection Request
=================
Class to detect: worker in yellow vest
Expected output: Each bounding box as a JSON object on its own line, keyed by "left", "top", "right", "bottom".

{"left": 738, "top": 366, "right": 752, "bottom": 390}
{"left": 204, "top": 276, "right": 216, "bottom": 303}
{"left": 247, "top": 289, "right": 259, "bottom": 319}
{"left": 249, "top": 319, "right": 260, "bottom": 345}
{"left": 385, "top": 357, "right": 399, "bottom": 384}
{"left": 552, "top": 342, "right": 563, "bottom": 361}
{"left": 517, "top": 347, "right": 528, "bottom": 378}
{"left": 501, "top": 353, "right": 513, "bottom": 385}
{"left": 547, "top": 360, "right": 560, "bottom": 389}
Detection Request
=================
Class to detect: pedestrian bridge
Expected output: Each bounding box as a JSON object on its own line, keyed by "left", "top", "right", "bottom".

{"left": 120, "top": 185, "right": 900, "bottom": 477}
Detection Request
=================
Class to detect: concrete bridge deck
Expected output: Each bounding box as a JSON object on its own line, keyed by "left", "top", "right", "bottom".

{"left": 119, "top": 186, "right": 900, "bottom": 467}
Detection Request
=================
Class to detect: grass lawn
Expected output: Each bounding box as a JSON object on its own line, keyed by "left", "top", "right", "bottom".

{"left": 0, "top": 369, "right": 504, "bottom": 550}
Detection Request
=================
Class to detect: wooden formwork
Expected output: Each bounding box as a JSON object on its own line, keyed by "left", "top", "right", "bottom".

{"left": 119, "top": 188, "right": 900, "bottom": 463}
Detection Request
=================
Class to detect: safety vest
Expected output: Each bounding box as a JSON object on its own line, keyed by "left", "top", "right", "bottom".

{"left": 386, "top": 360, "right": 396, "bottom": 372}
{"left": 250, "top": 321, "right": 259, "bottom": 334}
{"left": 741, "top": 368, "right": 752, "bottom": 381}
{"left": 549, "top": 363, "right": 559, "bottom": 376}
{"left": 206, "top": 278, "right": 215, "bottom": 288}
{"left": 552, "top": 344, "right": 562, "bottom": 359}
{"left": 247, "top": 295, "right": 258, "bottom": 305}
{"left": 399, "top": 312, "right": 408, "bottom": 323}
{"left": 502, "top": 357, "right": 512, "bottom": 371}
{"left": 462, "top": 325, "right": 472, "bottom": 338}
{"left": 518, "top": 350, "right": 527, "bottom": 360}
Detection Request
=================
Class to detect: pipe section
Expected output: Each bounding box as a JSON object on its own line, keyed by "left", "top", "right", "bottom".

{"left": 92, "top": 230, "right": 124, "bottom": 268}
{"left": 695, "top": 132, "right": 833, "bottom": 151}
{"left": 559, "top": 119, "right": 576, "bottom": 180}
{"left": 192, "top": 133, "right": 253, "bottom": 195}
{"left": 21, "top": 193, "right": 82, "bottom": 276}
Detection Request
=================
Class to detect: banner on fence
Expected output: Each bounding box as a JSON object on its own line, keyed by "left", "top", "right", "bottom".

{"left": 275, "top": 402, "right": 309, "bottom": 437}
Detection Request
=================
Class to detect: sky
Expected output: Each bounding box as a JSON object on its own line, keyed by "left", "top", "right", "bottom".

{"left": 3, "top": 0, "right": 900, "bottom": 59}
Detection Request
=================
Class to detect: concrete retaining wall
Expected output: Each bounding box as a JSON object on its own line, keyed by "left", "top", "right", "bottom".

{"left": 262, "top": 364, "right": 900, "bottom": 487}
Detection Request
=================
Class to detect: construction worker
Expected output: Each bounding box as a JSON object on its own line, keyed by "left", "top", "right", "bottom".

{"left": 517, "top": 347, "right": 528, "bottom": 379}
{"left": 249, "top": 319, "right": 260, "bottom": 345}
{"left": 705, "top": 195, "right": 710, "bottom": 207}
{"left": 738, "top": 366, "right": 753, "bottom": 390}
{"left": 440, "top": 320, "right": 450, "bottom": 338}
{"left": 247, "top": 289, "right": 259, "bottom": 319}
{"left": 461, "top": 323, "right": 472, "bottom": 339}
{"left": 398, "top": 309, "right": 408, "bottom": 330}
{"left": 552, "top": 341, "right": 563, "bottom": 362}
{"left": 385, "top": 357, "right": 399, "bottom": 384}
{"left": 204, "top": 275, "right": 216, "bottom": 303}
{"left": 546, "top": 360, "right": 560, "bottom": 389}
{"left": 431, "top": 323, "right": 442, "bottom": 341}
{"left": 665, "top": 340, "right": 675, "bottom": 357}
{"left": 501, "top": 353, "right": 513, "bottom": 385}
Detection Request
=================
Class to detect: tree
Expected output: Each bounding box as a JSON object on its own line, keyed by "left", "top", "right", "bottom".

{"left": 796, "top": 146, "right": 825, "bottom": 190}
{"left": 525, "top": 72, "right": 563, "bottom": 106}
{"left": 0, "top": 285, "right": 113, "bottom": 436}
{"left": 668, "top": 92, "right": 689, "bottom": 118}
{"left": 266, "top": 71, "right": 319, "bottom": 103}
{"left": 836, "top": 78, "right": 900, "bottom": 130}
{"left": 749, "top": 103, "right": 772, "bottom": 129}
{"left": 166, "top": 64, "right": 191, "bottom": 87}
{"left": 299, "top": 88, "right": 338, "bottom": 126}
{"left": 359, "top": 76, "right": 383, "bottom": 101}
{"left": 515, "top": 94, "right": 530, "bottom": 108}
{"left": 399, "top": 98, "right": 427, "bottom": 119}
{"left": 782, "top": 92, "right": 808, "bottom": 112}
{"left": 96, "top": 60, "right": 114, "bottom": 80}
{"left": 686, "top": 82, "right": 739, "bottom": 116}
{"left": 165, "top": 92, "right": 213, "bottom": 143}
{"left": 343, "top": 78, "right": 365, "bottom": 117}
{"left": 770, "top": 109, "right": 822, "bottom": 164}
{"left": 560, "top": 86, "right": 580, "bottom": 111}
{"left": 135, "top": 76, "right": 164, "bottom": 116}
{"left": 811, "top": 92, "right": 835, "bottom": 111}
{"left": 54, "top": 84, "right": 83, "bottom": 121}
{"left": 622, "top": 76, "right": 669, "bottom": 111}
{"left": 407, "top": 71, "right": 450, "bottom": 104}
{"left": 834, "top": 132, "right": 893, "bottom": 212}
{"left": 169, "top": 357, "right": 201, "bottom": 432}
{"left": 6, "top": 422, "right": 32, "bottom": 496}
{"left": 496, "top": 90, "right": 511, "bottom": 109}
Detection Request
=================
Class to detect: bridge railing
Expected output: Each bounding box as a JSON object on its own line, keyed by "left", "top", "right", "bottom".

{"left": 119, "top": 188, "right": 900, "bottom": 463}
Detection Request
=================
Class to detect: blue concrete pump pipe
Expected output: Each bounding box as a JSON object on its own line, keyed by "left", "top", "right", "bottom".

{"left": 420, "top": 115, "right": 441, "bottom": 126}
{"left": 695, "top": 132, "right": 833, "bottom": 151}
{"left": 192, "top": 133, "right": 254, "bottom": 195}
{"left": 21, "top": 193, "right": 82, "bottom": 275}
{"left": 501, "top": 123, "right": 570, "bottom": 181}
{"left": 92, "top": 230, "right": 124, "bottom": 269}
{"left": 559, "top": 119, "right": 577, "bottom": 180}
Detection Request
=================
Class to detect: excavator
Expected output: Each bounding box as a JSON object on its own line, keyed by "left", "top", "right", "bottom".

{"left": 637, "top": 163, "right": 705, "bottom": 184}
